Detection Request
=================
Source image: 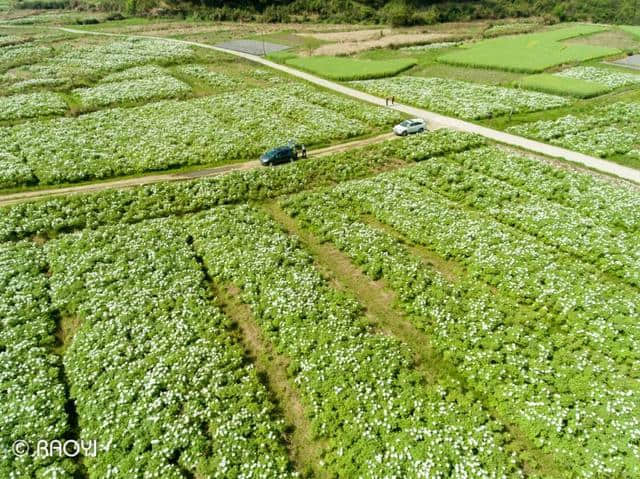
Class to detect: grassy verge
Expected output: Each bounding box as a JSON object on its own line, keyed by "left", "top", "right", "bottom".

{"left": 439, "top": 24, "right": 621, "bottom": 73}
{"left": 516, "top": 73, "right": 610, "bottom": 98}
{"left": 285, "top": 55, "right": 417, "bottom": 81}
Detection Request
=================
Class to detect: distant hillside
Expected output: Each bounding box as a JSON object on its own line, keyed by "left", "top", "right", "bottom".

{"left": 12, "top": 0, "right": 640, "bottom": 26}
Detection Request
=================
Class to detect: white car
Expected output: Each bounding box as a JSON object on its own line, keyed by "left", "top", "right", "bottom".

{"left": 393, "top": 118, "right": 426, "bottom": 136}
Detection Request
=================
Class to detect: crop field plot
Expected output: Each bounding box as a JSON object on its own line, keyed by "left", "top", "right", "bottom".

{"left": 0, "top": 30, "right": 404, "bottom": 189}
{"left": 2, "top": 130, "right": 640, "bottom": 478}
{"left": 72, "top": 75, "right": 192, "bottom": 109}
{"left": 0, "top": 82, "right": 403, "bottom": 188}
{"left": 516, "top": 73, "right": 610, "bottom": 98}
{"left": 284, "top": 55, "right": 417, "bottom": 80}
{"left": 555, "top": 65, "right": 640, "bottom": 88}
{"left": 351, "top": 76, "right": 570, "bottom": 119}
{"left": 439, "top": 25, "right": 621, "bottom": 72}
{"left": 517, "top": 66, "right": 640, "bottom": 97}
{"left": 507, "top": 102, "right": 640, "bottom": 167}
{"left": 0, "top": 91, "right": 68, "bottom": 121}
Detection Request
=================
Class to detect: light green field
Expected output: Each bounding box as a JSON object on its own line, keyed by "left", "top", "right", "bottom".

{"left": 285, "top": 56, "right": 417, "bottom": 81}
{"left": 620, "top": 25, "right": 640, "bottom": 39}
{"left": 516, "top": 73, "right": 610, "bottom": 98}
{"left": 439, "top": 25, "right": 620, "bottom": 73}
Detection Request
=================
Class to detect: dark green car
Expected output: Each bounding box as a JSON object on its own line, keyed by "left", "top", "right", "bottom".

{"left": 260, "top": 145, "right": 298, "bottom": 166}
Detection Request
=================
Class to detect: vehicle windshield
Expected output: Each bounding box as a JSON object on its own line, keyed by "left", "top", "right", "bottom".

{"left": 400, "top": 120, "right": 411, "bottom": 127}
{"left": 263, "top": 149, "right": 279, "bottom": 159}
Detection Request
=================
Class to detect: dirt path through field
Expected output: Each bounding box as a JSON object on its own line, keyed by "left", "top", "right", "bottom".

{"left": 52, "top": 27, "right": 640, "bottom": 185}
{"left": 0, "top": 132, "right": 396, "bottom": 206}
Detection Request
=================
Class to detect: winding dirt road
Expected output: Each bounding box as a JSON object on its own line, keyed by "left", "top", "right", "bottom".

{"left": 0, "top": 133, "right": 396, "bottom": 206}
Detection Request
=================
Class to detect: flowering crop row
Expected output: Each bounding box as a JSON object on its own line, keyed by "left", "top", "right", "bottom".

{"left": 394, "top": 146, "right": 640, "bottom": 286}
{"left": 281, "top": 192, "right": 640, "bottom": 478}
{"left": 429, "top": 144, "right": 640, "bottom": 234}
{"left": 0, "top": 43, "right": 52, "bottom": 70}
{"left": 175, "top": 64, "right": 237, "bottom": 89}
{"left": 318, "top": 170, "right": 640, "bottom": 339}
{"left": 0, "top": 34, "right": 29, "bottom": 47}
{"left": 0, "top": 151, "right": 34, "bottom": 189}
{"left": 6, "top": 77, "right": 68, "bottom": 94}
{"left": 507, "top": 102, "right": 640, "bottom": 160}
{"left": 0, "top": 83, "right": 402, "bottom": 187}
{"left": 100, "top": 65, "right": 168, "bottom": 83}
{"left": 30, "top": 37, "right": 194, "bottom": 80}
{"left": 0, "top": 129, "right": 481, "bottom": 240}
{"left": 185, "top": 205, "right": 523, "bottom": 478}
{"left": 0, "top": 91, "right": 67, "bottom": 122}
{"left": 0, "top": 242, "right": 75, "bottom": 479}
{"left": 72, "top": 75, "right": 191, "bottom": 109}
{"left": 44, "top": 219, "right": 295, "bottom": 478}
{"left": 555, "top": 66, "right": 640, "bottom": 89}
{"left": 350, "top": 76, "right": 570, "bottom": 119}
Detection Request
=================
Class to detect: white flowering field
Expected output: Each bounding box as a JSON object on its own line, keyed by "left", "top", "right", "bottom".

{"left": 73, "top": 75, "right": 191, "bottom": 109}
{"left": 185, "top": 205, "right": 521, "bottom": 477}
{"left": 2, "top": 131, "right": 640, "bottom": 477}
{"left": 0, "top": 82, "right": 403, "bottom": 187}
{"left": 350, "top": 76, "right": 570, "bottom": 119}
{"left": 41, "top": 220, "right": 295, "bottom": 478}
{"left": 283, "top": 140, "right": 640, "bottom": 477}
{"left": 0, "top": 243, "right": 74, "bottom": 479}
{"left": 99, "top": 65, "right": 169, "bottom": 83}
{"left": 508, "top": 102, "right": 640, "bottom": 163}
{"left": 0, "top": 91, "right": 67, "bottom": 122}
{"left": 555, "top": 66, "right": 640, "bottom": 89}
{"left": 175, "top": 64, "right": 238, "bottom": 89}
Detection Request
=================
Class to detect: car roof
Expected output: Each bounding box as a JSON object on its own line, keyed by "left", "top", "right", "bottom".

{"left": 410, "top": 118, "right": 424, "bottom": 122}
{"left": 266, "top": 146, "right": 291, "bottom": 154}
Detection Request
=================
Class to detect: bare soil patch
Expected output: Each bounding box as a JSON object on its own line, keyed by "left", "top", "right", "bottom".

{"left": 304, "top": 31, "right": 453, "bottom": 56}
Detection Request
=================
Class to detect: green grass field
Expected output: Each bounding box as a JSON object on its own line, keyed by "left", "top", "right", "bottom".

{"left": 620, "top": 25, "right": 640, "bottom": 39}
{"left": 284, "top": 56, "right": 417, "bottom": 81}
{"left": 439, "top": 25, "right": 620, "bottom": 73}
{"left": 516, "top": 73, "right": 610, "bottom": 98}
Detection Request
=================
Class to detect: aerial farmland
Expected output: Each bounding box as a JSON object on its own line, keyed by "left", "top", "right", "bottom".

{"left": 1, "top": 5, "right": 640, "bottom": 479}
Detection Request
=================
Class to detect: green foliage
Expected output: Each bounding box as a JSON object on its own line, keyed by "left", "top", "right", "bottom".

{"left": 283, "top": 144, "right": 640, "bottom": 476}
{"left": 380, "top": 0, "right": 415, "bottom": 27}
{"left": 0, "top": 130, "right": 481, "bottom": 241}
{"left": 285, "top": 56, "right": 416, "bottom": 81}
{"left": 0, "top": 242, "right": 76, "bottom": 479}
{"left": 439, "top": 25, "right": 621, "bottom": 73}
{"left": 44, "top": 219, "right": 295, "bottom": 477}
{"left": 516, "top": 73, "right": 609, "bottom": 98}
{"left": 186, "top": 204, "right": 522, "bottom": 477}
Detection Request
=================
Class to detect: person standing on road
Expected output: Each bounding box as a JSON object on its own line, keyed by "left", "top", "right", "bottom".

{"left": 385, "top": 97, "right": 389, "bottom": 106}
{"left": 301, "top": 144, "right": 307, "bottom": 159}
{"left": 391, "top": 96, "right": 395, "bottom": 105}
